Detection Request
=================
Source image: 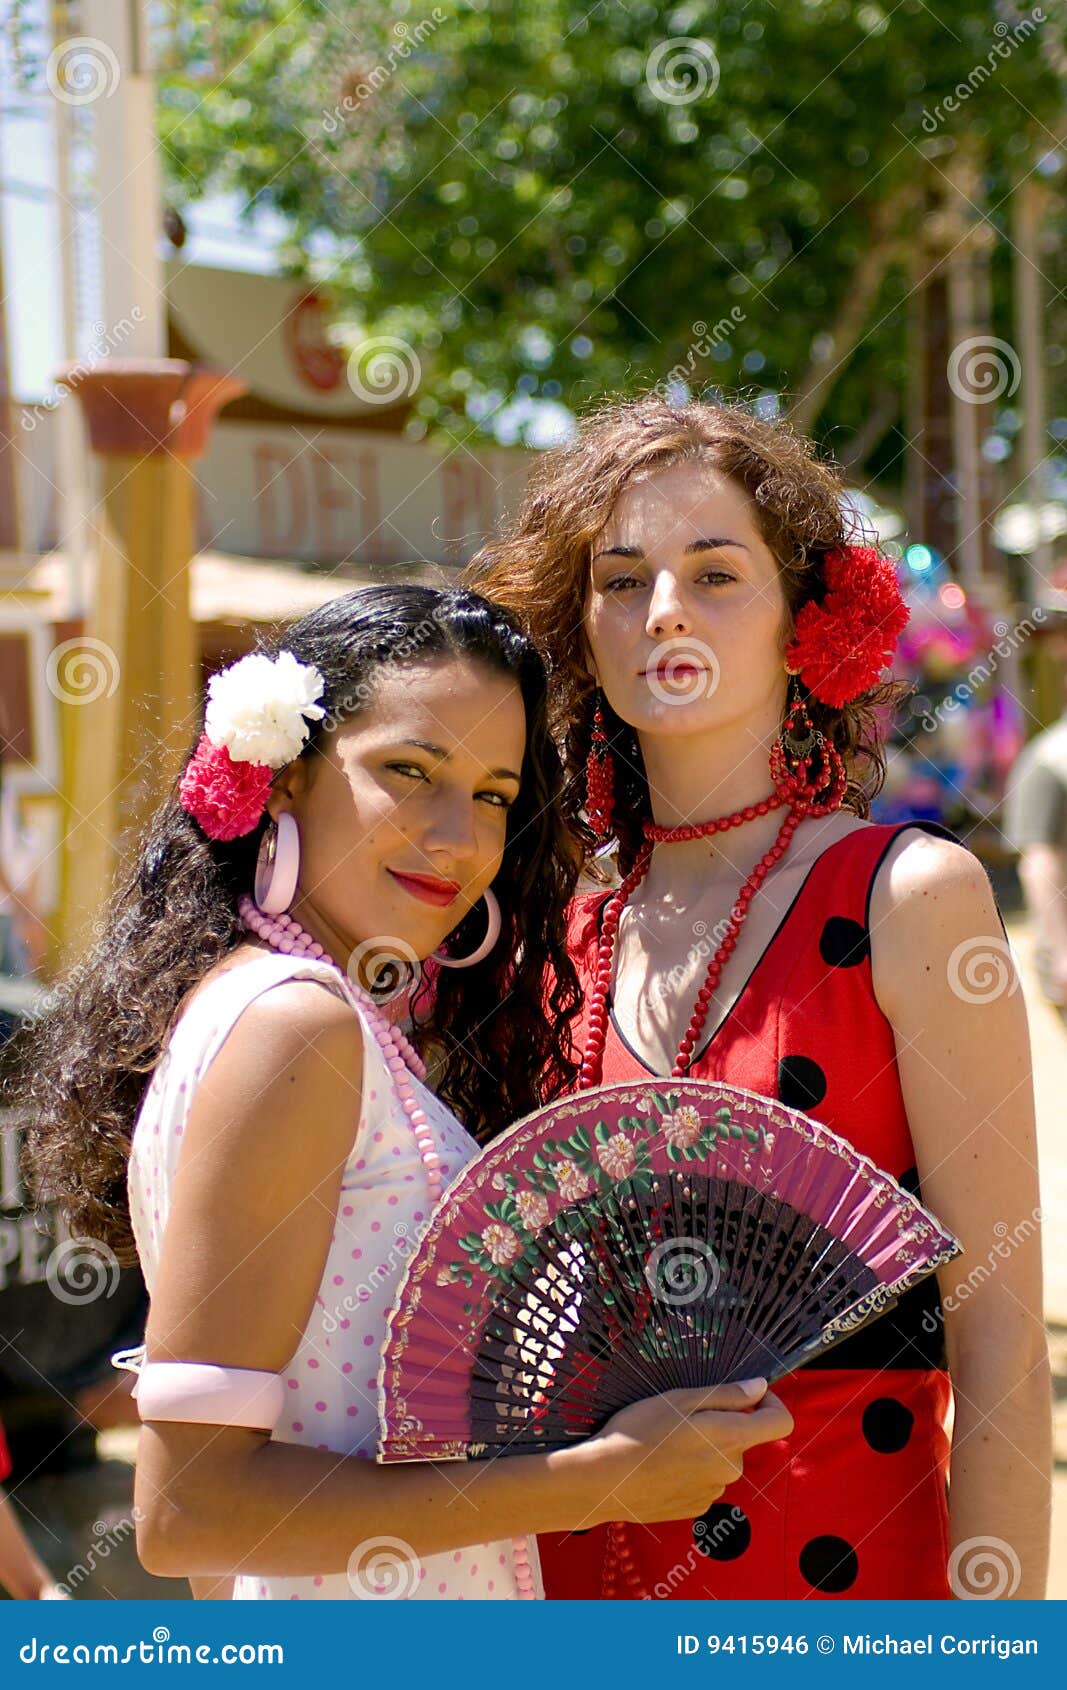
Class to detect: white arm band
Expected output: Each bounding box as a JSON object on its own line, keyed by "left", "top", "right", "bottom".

{"left": 111, "top": 1347, "right": 285, "bottom": 1430}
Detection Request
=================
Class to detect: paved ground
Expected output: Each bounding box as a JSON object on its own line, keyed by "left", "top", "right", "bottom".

{"left": 1006, "top": 916, "right": 1067, "bottom": 1598}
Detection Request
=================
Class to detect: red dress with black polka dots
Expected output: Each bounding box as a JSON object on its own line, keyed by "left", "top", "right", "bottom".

{"left": 539, "top": 819, "right": 964, "bottom": 1601}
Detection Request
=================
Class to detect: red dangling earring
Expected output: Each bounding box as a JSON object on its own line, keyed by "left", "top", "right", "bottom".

{"left": 769, "top": 674, "right": 847, "bottom": 816}
{"left": 585, "top": 691, "right": 615, "bottom": 843}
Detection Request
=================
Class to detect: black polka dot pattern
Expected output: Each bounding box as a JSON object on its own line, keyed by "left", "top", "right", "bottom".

{"left": 862, "top": 1397, "right": 915, "bottom": 1453}
{"left": 693, "top": 1502, "right": 751, "bottom": 1561}
{"left": 819, "top": 915, "right": 870, "bottom": 968}
{"left": 777, "top": 1054, "right": 827, "bottom": 1111}
{"left": 798, "top": 1535, "right": 859, "bottom": 1593}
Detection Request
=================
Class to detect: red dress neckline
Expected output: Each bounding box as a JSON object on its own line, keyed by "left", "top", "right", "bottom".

{"left": 593, "top": 822, "right": 875, "bottom": 1075}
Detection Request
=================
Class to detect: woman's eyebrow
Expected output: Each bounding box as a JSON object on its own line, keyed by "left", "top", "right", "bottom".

{"left": 592, "top": 536, "right": 751, "bottom": 561}
{"left": 394, "top": 740, "right": 521, "bottom": 783}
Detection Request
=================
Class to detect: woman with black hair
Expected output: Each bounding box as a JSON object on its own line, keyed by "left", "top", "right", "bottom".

{"left": 9, "top": 584, "right": 790, "bottom": 1601}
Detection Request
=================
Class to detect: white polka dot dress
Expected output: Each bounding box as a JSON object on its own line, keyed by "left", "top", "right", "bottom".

{"left": 128, "top": 951, "right": 543, "bottom": 1600}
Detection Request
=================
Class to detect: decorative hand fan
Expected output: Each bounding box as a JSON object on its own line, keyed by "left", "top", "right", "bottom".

{"left": 377, "top": 1081, "right": 961, "bottom": 1463}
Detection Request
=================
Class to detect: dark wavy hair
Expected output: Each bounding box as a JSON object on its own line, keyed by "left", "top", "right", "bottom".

{"left": 468, "top": 393, "right": 910, "bottom": 873}
{"left": 10, "top": 586, "right": 582, "bottom": 1260}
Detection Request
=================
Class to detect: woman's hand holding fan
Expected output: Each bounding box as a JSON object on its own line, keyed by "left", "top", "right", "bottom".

{"left": 378, "top": 1081, "right": 961, "bottom": 1465}
{"left": 569, "top": 1378, "right": 794, "bottom": 1525}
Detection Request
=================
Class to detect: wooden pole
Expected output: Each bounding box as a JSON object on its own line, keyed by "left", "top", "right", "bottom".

{"left": 48, "top": 361, "right": 245, "bottom": 970}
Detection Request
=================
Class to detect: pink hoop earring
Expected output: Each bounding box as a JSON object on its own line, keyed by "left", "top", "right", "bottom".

{"left": 432, "top": 889, "right": 501, "bottom": 969}
{"left": 254, "top": 812, "right": 300, "bottom": 915}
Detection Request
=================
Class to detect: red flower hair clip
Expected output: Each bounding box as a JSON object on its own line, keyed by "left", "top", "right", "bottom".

{"left": 785, "top": 544, "right": 909, "bottom": 709}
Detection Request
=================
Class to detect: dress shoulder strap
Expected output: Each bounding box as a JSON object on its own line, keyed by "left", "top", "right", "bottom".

{"left": 157, "top": 950, "right": 395, "bottom": 1107}
{"left": 796, "top": 817, "right": 966, "bottom": 930}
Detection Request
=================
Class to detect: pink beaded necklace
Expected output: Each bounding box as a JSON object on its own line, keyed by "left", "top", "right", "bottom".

{"left": 237, "top": 893, "right": 536, "bottom": 1599}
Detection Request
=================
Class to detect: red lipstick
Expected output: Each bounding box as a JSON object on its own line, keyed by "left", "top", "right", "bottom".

{"left": 387, "top": 869, "right": 462, "bottom": 908}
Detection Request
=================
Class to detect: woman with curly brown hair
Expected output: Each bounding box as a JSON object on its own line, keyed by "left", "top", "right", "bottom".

{"left": 471, "top": 396, "right": 1051, "bottom": 1601}
{"left": 8, "top": 583, "right": 791, "bottom": 1601}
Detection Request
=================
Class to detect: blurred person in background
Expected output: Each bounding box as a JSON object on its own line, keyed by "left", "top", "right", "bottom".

{"left": 1004, "top": 615, "right": 1067, "bottom": 1018}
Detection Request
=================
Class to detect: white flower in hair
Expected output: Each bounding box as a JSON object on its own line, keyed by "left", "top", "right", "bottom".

{"left": 204, "top": 650, "right": 326, "bottom": 767}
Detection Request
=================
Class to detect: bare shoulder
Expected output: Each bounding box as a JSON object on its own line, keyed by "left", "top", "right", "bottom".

{"left": 183, "top": 967, "right": 365, "bottom": 1164}
{"left": 867, "top": 827, "right": 1006, "bottom": 1018}
{"left": 226, "top": 973, "right": 364, "bottom": 1086}
{"left": 870, "top": 825, "right": 991, "bottom": 912}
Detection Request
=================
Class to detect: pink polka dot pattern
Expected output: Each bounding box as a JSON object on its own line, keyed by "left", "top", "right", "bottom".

{"left": 127, "top": 948, "right": 542, "bottom": 1602}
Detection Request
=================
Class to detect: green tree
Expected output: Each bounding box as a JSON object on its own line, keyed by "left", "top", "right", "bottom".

{"left": 157, "top": 0, "right": 1066, "bottom": 483}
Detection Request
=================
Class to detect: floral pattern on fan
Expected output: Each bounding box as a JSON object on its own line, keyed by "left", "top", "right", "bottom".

{"left": 377, "top": 1081, "right": 962, "bottom": 1465}
{"left": 436, "top": 1090, "right": 761, "bottom": 1291}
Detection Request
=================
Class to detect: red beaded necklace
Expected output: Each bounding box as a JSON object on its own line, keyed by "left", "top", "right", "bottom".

{"left": 577, "top": 737, "right": 847, "bottom": 1090}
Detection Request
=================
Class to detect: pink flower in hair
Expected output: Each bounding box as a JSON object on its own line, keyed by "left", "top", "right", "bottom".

{"left": 177, "top": 649, "right": 326, "bottom": 840}
{"left": 178, "top": 736, "right": 274, "bottom": 842}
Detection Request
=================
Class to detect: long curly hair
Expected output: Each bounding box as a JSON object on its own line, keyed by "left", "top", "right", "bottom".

{"left": 468, "top": 394, "right": 910, "bottom": 872}
{"left": 10, "top": 586, "right": 582, "bottom": 1260}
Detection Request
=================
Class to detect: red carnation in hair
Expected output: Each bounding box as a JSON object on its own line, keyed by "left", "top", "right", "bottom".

{"left": 178, "top": 734, "right": 274, "bottom": 841}
{"left": 785, "top": 544, "right": 909, "bottom": 709}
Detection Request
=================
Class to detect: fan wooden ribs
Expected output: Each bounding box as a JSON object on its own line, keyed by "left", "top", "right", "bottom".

{"left": 377, "top": 1082, "right": 962, "bottom": 1464}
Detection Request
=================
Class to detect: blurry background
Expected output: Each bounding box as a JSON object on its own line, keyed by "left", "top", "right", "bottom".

{"left": 0, "top": 0, "right": 1065, "bottom": 1598}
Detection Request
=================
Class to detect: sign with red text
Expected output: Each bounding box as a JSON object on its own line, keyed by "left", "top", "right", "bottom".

{"left": 196, "top": 421, "right": 532, "bottom": 568}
